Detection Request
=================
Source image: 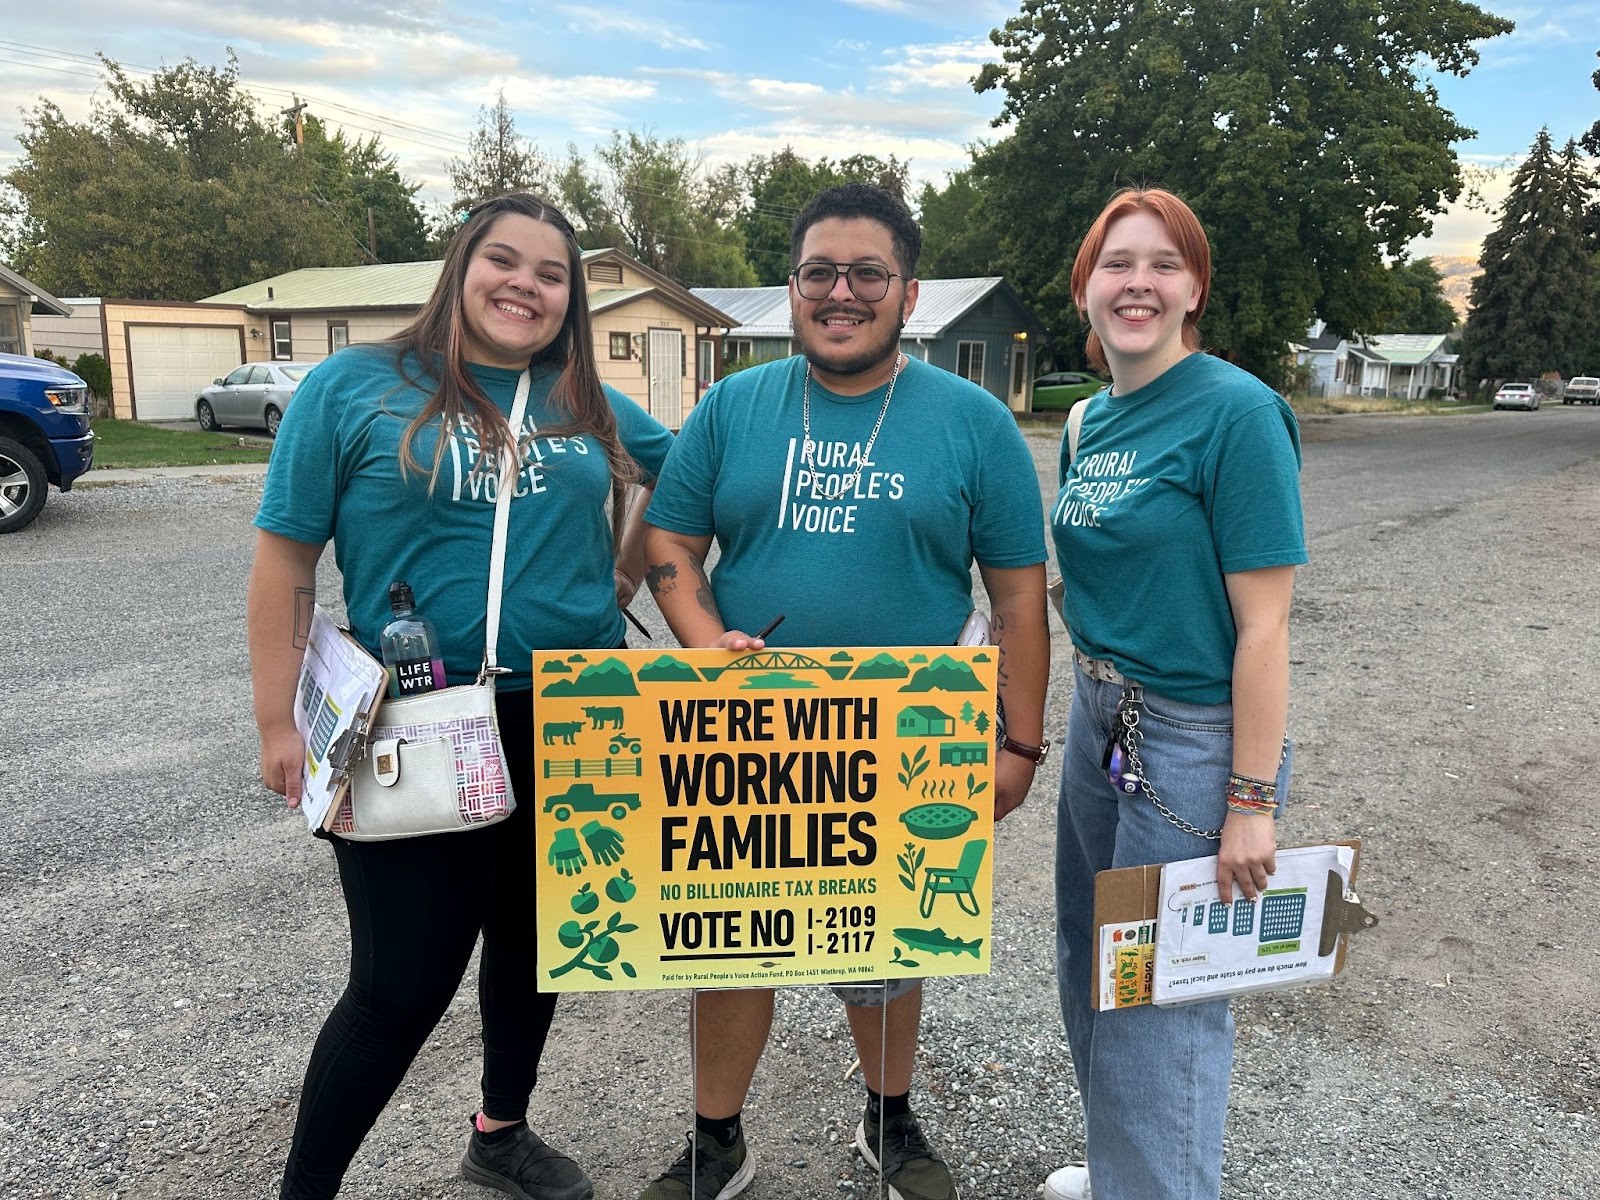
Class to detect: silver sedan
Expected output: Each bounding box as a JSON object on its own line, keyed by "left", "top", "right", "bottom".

{"left": 195, "top": 362, "right": 314, "bottom": 435}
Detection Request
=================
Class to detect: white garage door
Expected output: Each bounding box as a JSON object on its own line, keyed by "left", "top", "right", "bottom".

{"left": 129, "top": 326, "right": 244, "bottom": 421}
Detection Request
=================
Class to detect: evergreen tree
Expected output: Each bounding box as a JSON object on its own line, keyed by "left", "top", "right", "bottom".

{"left": 1459, "top": 130, "right": 1597, "bottom": 385}
{"left": 1382, "top": 259, "right": 1458, "bottom": 334}
{"left": 446, "top": 91, "right": 548, "bottom": 211}
{"left": 739, "top": 150, "right": 909, "bottom": 284}
{"left": 917, "top": 169, "right": 1004, "bottom": 280}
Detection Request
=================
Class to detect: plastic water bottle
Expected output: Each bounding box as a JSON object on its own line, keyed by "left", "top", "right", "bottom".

{"left": 380, "top": 581, "right": 446, "bottom": 697}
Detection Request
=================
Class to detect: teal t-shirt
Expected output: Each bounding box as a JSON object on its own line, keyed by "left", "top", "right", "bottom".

{"left": 646, "top": 355, "right": 1046, "bottom": 647}
{"left": 1050, "top": 352, "right": 1307, "bottom": 704}
{"left": 254, "top": 345, "right": 673, "bottom": 690}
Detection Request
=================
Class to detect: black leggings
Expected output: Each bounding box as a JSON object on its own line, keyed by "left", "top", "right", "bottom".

{"left": 281, "top": 689, "right": 555, "bottom": 1200}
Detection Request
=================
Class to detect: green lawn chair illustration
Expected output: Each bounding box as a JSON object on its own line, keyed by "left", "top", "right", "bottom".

{"left": 919, "top": 838, "right": 988, "bottom": 918}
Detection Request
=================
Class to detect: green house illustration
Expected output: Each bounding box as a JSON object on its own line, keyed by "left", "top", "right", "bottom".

{"left": 897, "top": 705, "right": 956, "bottom": 737}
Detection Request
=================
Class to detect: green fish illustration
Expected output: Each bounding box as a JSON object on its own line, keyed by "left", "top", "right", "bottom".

{"left": 893, "top": 927, "right": 983, "bottom": 957}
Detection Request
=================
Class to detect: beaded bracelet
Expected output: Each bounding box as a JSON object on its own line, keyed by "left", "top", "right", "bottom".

{"left": 1226, "top": 772, "right": 1279, "bottom": 815}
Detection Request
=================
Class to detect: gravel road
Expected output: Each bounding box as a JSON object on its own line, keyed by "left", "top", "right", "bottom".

{"left": 2, "top": 408, "right": 1597, "bottom": 1200}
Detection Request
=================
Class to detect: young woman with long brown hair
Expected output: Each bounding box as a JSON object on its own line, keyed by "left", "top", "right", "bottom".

{"left": 247, "top": 193, "right": 672, "bottom": 1200}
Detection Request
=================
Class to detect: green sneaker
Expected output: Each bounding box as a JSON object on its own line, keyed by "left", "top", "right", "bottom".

{"left": 638, "top": 1129, "right": 754, "bottom": 1200}
{"left": 461, "top": 1122, "right": 593, "bottom": 1200}
{"left": 855, "top": 1111, "right": 959, "bottom": 1200}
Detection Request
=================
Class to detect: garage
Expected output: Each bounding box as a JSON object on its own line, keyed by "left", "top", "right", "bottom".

{"left": 128, "top": 325, "right": 245, "bottom": 421}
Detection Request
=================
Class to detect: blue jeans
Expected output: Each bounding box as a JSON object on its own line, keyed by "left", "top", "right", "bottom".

{"left": 1055, "top": 666, "right": 1292, "bottom": 1200}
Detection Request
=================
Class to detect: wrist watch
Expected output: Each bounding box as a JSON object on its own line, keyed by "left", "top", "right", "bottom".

{"left": 997, "top": 734, "right": 1050, "bottom": 764}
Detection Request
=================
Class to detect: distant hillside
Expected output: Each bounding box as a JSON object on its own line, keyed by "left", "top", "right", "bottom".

{"left": 1429, "top": 256, "right": 1482, "bottom": 322}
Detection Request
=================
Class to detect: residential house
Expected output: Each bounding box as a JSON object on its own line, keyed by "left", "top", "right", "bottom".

{"left": 1294, "top": 321, "right": 1458, "bottom": 399}
{"left": 198, "top": 250, "right": 734, "bottom": 428}
{"left": 34, "top": 250, "right": 732, "bottom": 425}
{"left": 0, "top": 262, "right": 72, "bottom": 357}
{"left": 692, "top": 278, "right": 1048, "bottom": 412}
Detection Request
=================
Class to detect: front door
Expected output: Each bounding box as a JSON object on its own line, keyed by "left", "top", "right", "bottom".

{"left": 1009, "top": 344, "right": 1029, "bottom": 412}
{"left": 648, "top": 328, "right": 684, "bottom": 428}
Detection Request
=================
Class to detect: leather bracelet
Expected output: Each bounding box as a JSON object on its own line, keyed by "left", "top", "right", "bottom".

{"left": 997, "top": 734, "right": 1050, "bottom": 764}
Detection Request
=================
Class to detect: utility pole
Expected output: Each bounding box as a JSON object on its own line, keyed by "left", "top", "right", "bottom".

{"left": 281, "top": 96, "right": 307, "bottom": 149}
{"left": 367, "top": 207, "right": 378, "bottom": 263}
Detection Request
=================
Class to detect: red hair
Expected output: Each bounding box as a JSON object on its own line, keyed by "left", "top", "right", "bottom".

{"left": 1071, "top": 188, "right": 1212, "bottom": 374}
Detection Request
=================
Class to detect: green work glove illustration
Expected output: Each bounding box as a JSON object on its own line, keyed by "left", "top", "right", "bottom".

{"left": 581, "top": 819, "right": 625, "bottom": 865}
{"left": 549, "top": 827, "right": 587, "bottom": 876}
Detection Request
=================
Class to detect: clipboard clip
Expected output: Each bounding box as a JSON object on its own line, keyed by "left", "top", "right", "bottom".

{"left": 1319, "top": 871, "right": 1379, "bottom": 956}
{"left": 327, "top": 710, "right": 375, "bottom": 772}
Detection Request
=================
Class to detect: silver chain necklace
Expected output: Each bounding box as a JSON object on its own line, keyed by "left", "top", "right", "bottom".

{"left": 802, "top": 354, "right": 903, "bottom": 502}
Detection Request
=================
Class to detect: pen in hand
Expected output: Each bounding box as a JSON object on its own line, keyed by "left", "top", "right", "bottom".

{"left": 754, "top": 613, "right": 785, "bottom": 641}
{"left": 620, "top": 607, "right": 651, "bottom": 639}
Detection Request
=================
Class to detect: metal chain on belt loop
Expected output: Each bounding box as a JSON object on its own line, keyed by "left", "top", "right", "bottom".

{"left": 1116, "top": 684, "right": 1224, "bottom": 841}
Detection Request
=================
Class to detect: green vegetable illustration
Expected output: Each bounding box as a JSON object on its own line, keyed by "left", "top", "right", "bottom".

{"left": 897, "top": 745, "right": 929, "bottom": 789}
{"left": 966, "top": 771, "right": 988, "bottom": 802}
{"left": 605, "top": 869, "right": 637, "bottom": 903}
{"left": 570, "top": 883, "right": 600, "bottom": 914}
{"left": 891, "top": 945, "right": 921, "bottom": 969}
{"left": 892, "top": 927, "right": 984, "bottom": 958}
{"left": 897, "top": 842, "right": 925, "bottom": 892}
{"left": 551, "top": 911, "right": 640, "bottom": 981}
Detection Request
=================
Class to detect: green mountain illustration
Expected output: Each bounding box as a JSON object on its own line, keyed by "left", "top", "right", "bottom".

{"left": 899, "top": 653, "right": 985, "bottom": 692}
{"left": 852, "top": 653, "right": 909, "bottom": 680}
{"left": 541, "top": 656, "right": 640, "bottom": 697}
{"left": 638, "top": 655, "right": 700, "bottom": 682}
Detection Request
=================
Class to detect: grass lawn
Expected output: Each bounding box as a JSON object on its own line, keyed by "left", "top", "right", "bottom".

{"left": 91, "top": 419, "right": 275, "bottom": 469}
{"left": 1287, "top": 394, "right": 1491, "bottom": 417}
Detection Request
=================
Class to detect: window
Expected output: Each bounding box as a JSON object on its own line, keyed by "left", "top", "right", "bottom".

{"left": 587, "top": 261, "right": 623, "bottom": 285}
{"left": 271, "top": 319, "right": 293, "bottom": 360}
{"left": 223, "top": 366, "right": 253, "bottom": 387}
{"left": 609, "top": 332, "right": 631, "bottom": 360}
{"left": 956, "top": 341, "right": 986, "bottom": 386}
{"left": 697, "top": 339, "right": 714, "bottom": 390}
{"left": 328, "top": 321, "right": 349, "bottom": 354}
{"left": 722, "top": 338, "right": 753, "bottom": 364}
{"left": 1334, "top": 358, "right": 1344, "bottom": 381}
{"left": 0, "top": 304, "right": 20, "bottom": 355}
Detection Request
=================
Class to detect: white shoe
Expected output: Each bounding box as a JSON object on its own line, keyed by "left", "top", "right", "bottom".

{"left": 1043, "top": 1163, "right": 1091, "bottom": 1200}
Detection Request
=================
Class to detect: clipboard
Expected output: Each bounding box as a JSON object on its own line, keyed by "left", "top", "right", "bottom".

{"left": 293, "top": 606, "right": 388, "bottom": 833}
{"left": 1090, "top": 839, "right": 1377, "bottom": 1010}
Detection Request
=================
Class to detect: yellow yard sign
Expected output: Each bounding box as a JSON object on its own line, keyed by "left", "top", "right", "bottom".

{"left": 530, "top": 646, "right": 998, "bottom": 992}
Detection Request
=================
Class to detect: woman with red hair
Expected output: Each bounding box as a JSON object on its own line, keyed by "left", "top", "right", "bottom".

{"left": 1044, "top": 188, "right": 1307, "bottom": 1200}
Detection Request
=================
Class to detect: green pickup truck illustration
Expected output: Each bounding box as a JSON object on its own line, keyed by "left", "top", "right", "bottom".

{"left": 543, "top": 783, "right": 642, "bottom": 822}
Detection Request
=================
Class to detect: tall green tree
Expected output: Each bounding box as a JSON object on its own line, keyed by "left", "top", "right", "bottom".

{"left": 917, "top": 168, "right": 1004, "bottom": 280}
{"left": 446, "top": 91, "right": 549, "bottom": 211}
{"left": 973, "top": 0, "right": 1513, "bottom": 384}
{"left": 2, "top": 53, "right": 358, "bottom": 298}
{"left": 738, "top": 149, "right": 910, "bottom": 284}
{"left": 586, "top": 131, "right": 756, "bottom": 287}
{"left": 1382, "top": 259, "right": 1458, "bottom": 334}
{"left": 298, "top": 115, "right": 428, "bottom": 263}
{"left": 1459, "top": 130, "right": 1597, "bottom": 384}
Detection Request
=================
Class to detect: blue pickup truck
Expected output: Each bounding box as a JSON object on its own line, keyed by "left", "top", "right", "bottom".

{"left": 0, "top": 352, "right": 94, "bottom": 533}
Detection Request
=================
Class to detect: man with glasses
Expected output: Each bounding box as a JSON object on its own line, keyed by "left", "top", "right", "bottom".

{"left": 639, "top": 184, "right": 1049, "bottom": 1200}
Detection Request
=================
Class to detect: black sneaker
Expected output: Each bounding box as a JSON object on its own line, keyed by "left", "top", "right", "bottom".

{"left": 855, "top": 1111, "right": 959, "bottom": 1200}
{"left": 462, "top": 1122, "right": 594, "bottom": 1200}
{"left": 637, "top": 1129, "right": 754, "bottom": 1200}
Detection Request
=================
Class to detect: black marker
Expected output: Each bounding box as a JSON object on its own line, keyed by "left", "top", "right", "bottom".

{"left": 754, "top": 613, "right": 785, "bottom": 640}
{"left": 621, "top": 607, "right": 651, "bottom": 639}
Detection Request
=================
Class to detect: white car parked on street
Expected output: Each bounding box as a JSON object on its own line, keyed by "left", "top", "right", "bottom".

{"left": 1491, "top": 382, "right": 1540, "bottom": 411}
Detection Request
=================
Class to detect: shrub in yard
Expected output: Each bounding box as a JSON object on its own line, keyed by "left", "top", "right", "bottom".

{"left": 72, "top": 353, "right": 112, "bottom": 400}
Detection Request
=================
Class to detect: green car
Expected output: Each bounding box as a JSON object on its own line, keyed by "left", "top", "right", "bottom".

{"left": 1032, "top": 371, "right": 1106, "bottom": 411}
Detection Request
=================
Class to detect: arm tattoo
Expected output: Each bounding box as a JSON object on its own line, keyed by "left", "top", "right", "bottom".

{"left": 991, "top": 610, "right": 1010, "bottom": 688}
{"left": 645, "top": 561, "right": 679, "bottom": 597}
{"left": 292, "top": 588, "right": 314, "bottom": 650}
{"left": 689, "top": 555, "right": 721, "bottom": 623}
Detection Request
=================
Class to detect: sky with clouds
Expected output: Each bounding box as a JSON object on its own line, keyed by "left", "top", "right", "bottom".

{"left": 1, "top": 0, "right": 1596, "bottom": 263}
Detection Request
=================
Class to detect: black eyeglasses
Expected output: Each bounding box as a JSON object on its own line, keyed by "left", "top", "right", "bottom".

{"left": 791, "top": 260, "right": 905, "bottom": 302}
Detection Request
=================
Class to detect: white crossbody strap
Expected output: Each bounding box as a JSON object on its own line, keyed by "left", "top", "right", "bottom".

{"left": 481, "top": 370, "right": 530, "bottom": 681}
